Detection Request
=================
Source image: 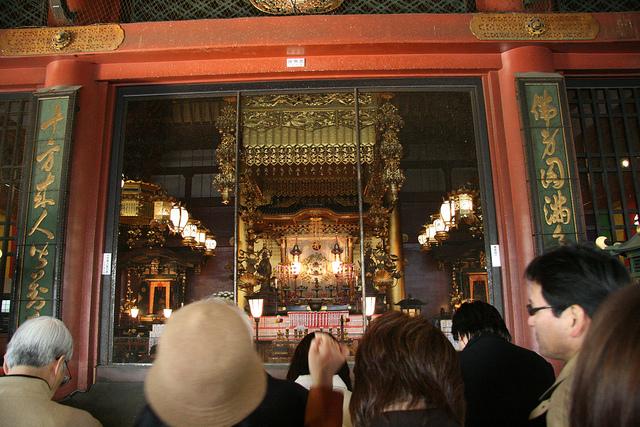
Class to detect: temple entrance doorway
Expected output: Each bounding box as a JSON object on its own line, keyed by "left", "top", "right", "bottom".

{"left": 106, "top": 83, "right": 497, "bottom": 364}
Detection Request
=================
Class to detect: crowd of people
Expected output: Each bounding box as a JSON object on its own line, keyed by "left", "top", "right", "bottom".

{"left": 1, "top": 244, "right": 639, "bottom": 427}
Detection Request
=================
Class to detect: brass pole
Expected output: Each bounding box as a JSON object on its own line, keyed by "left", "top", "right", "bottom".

{"left": 388, "top": 204, "right": 406, "bottom": 309}
{"left": 237, "top": 216, "right": 248, "bottom": 311}
{"left": 280, "top": 237, "right": 287, "bottom": 264}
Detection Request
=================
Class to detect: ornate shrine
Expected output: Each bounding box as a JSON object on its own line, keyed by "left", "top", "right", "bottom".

{"left": 215, "top": 92, "right": 408, "bottom": 314}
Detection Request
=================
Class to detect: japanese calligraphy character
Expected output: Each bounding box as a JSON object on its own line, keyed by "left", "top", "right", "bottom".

{"left": 544, "top": 190, "right": 572, "bottom": 226}
{"left": 552, "top": 224, "right": 566, "bottom": 243}
{"left": 34, "top": 173, "right": 56, "bottom": 209}
{"left": 29, "top": 243, "right": 49, "bottom": 269}
{"left": 36, "top": 145, "right": 60, "bottom": 172}
{"left": 541, "top": 128, "right": 560, "bottom": 158}
{"left": 540, "top": 157, "right": 566, "bottom": 190}
{"left": 40, "top": 103, "right": 64, "bottom": 143}
{"left": 530, "top": 90, "right": 558, "bottom": 128}
{"left": 28, "top": 209, "right": 55, "bottom": 240}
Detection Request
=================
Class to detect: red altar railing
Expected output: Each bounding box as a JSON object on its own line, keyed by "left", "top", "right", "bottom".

{"left": 287, "top": 311, "right": 349, "bottom": 329}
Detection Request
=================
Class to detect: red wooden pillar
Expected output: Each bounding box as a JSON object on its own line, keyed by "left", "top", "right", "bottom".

{"left": 43, "top": 59, "right": 110, "bottom": 393}
{"left": 493, "top": 46, "right": 555, "bottom": 350}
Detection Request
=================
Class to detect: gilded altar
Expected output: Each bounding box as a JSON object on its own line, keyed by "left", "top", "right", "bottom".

{"left": 219, "top": 92, "right": 407, "bottom": 312}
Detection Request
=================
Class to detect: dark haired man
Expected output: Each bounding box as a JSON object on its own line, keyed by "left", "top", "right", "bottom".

{"left": 525, "top": 244, "right": 631, "bottom": 427}
{"left": 452, "top": 300, "right": 554, "bottom": 427}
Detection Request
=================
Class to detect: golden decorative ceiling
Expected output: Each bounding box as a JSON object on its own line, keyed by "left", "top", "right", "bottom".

{"left": 237, "top": 93, "right": 381, "bottom": 202}
{"left": 213, "top": 92, "right": 405, "bottom": 222}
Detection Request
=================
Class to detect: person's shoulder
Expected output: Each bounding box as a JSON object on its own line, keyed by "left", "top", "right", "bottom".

{"left": 268, "top": 375, "right": 309, "bottom": 399}
{"left": 511, "top": 342, "right": 553, "bottom": 367}
{"left": 459, "top": 334, "right": 509, "bottom": 363}
{"left": 54, "top": 402, "right": 102, "bottom": 426}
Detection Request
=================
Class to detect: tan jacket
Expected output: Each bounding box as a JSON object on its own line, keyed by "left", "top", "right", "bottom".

{"left": 529, "top": 355, "right": 577, "bottom": 427}
{"left": 0, "top": 375, "right": 102, "bottom": 427}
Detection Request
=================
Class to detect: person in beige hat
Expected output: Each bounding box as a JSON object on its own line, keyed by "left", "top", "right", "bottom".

{"left": 136, "top": 299, "right": 267, "bottom": 427}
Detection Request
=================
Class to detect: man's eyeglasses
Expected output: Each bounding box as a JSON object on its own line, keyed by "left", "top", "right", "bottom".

{"left": 526, "top": 303, "right": 553, "bottom": 316}
{"left": 60, "top": 359, "right": 72, "bottom": 386}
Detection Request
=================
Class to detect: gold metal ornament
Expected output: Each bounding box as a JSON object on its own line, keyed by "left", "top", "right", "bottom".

{"left": 375, "top": 97, "right": 405, "bottom": 205}
{"left": 0, "top": 24, "right": 125, "bottom": 56}
{"left": 526, "top": 17, "right": 546, "bottom": 37}
{"left": 249, "top": 0, "right": 343, "bottom": 15}
{"left": 470, "top": 13, "right": 599, "bottom": 41}
{"left": 51, "top": 30, "right": 73, "bottom": 50}
{"left": 213, "top": 100, "right": 237, "bottom": 204}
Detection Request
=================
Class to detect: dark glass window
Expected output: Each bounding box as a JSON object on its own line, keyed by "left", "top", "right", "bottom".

{"left": 0, "top": 95, "right": 32, "bottom": 334}
{"left": 107, "top": 83, "right": 495, "bottom": 364}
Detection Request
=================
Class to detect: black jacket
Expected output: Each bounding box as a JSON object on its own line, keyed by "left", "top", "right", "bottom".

{"left": 459, "top": 334, "right": 555, "bottom": 427}
{"left": 135, "top": 374, "right": 308, "bottom": 427}
{"left": 237, "top": 374, "right": 308, "bottom": 427}
{"left": 369, "top": 408, "right": 460, "bottom": 427}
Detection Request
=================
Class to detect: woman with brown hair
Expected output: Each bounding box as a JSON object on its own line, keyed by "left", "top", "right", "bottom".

{"left": 570, "top": 284, "right": 640, "bottom": 427}
{"left": 350, "top": 311, "right": 465, "bottom": 427}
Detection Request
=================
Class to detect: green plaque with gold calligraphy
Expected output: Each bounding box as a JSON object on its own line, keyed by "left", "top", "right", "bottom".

{"left": 16, "top": 87, "right": 79, "bottom": 324}
{"left": 518, "top": 76, "right": 583, "bottom": 252}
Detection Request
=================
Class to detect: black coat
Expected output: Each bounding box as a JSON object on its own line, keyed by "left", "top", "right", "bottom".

{"left": 237, "top": 374, "right": 308, "bottom": 427}
{"left": 135, "top": 374, "right": 308, "bottom": 427}
{"left": 369, "top": 409, "right": 460, "bottom": 427}
{"left": 459, "top": 334, "right": 555, "bottom": 427}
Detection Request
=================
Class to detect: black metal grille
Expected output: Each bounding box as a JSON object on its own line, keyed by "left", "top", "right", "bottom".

{"left": 524, "top": 0, "right": 640, "bottom": 12}
{"left": 121, "top": 0, "right": 254, "bottom": 23}
{"left": 3, "top": 0, "right": 640, "bottom": 28}
{"left": 0, "top": 95, "right": 32, "bottom": 334}
{"left": 119, "top": 0, "right": 477, "bottom": 23}
{"left": 336, "top": 1, "right": 474, "bottom": 14}
{"left": 568, "top": 81, "right": 640, "bottom": 244}
{"left": 0, "top": 0, "right": 48, "bottom": 29}
{"left": 555, "top": 0, "right": 640, "bottom": 12}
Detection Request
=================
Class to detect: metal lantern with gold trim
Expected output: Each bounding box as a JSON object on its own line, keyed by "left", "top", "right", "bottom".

{"left": 181, "top": 220, "right": 199, "bottom": 246}
{"left": 290, "top": 242, "right": 303, "bottom": 277}
{"left": 449, "top": 187, "right": 475, "bottom": 223}
{"left": 433, "top": 214, "right": 449, "bottom": 243}
{"left": 331, "top": 238, "right": 344, "bottom": 275}
{"left": 205, "top": 234, "right": 217, "bottom": 256}
{"left": 395, "top": 295, "right": 425, "bottom": 317}
{"left": 169, "top": 203, "right": 190, "bottom": 234}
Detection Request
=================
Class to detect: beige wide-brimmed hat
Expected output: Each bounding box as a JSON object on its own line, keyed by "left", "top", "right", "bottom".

{"left": 145, "top": 300, "right": 267, "bottom": 427}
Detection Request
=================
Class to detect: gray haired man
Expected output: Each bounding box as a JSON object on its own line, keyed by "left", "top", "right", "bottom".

{"left": 1, "top": 316, "right": 101, "bottom": 426}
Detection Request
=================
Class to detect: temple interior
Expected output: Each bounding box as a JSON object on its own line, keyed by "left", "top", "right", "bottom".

{"left": 114, "top": 90, "right": 489, "bottom": 362}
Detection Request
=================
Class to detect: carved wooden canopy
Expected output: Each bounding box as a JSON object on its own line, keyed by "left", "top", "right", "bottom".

{"left": 214, "top": 92, "right": 404, "bottom": 211}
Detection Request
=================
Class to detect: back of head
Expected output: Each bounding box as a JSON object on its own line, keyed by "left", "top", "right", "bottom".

{"left": 351, "top": 311, "right": 464, "bottom": 426}
{"left": 287, "top": 332, "right": 352, "bottom": 391}
{"left": 145, "top": 299, "right": 267, "bottom": 427}
{"left": 570, "top": 284, "right": 640, "bottom": 427}
{"left": 451, "top": 300, "right": 511, "bottom": 342}
{"left": 5, "top": 316, "right": 73, "bottom": 370}
{"left": 525, "top": 244, "right": 631, "bottom": 317}
{"left": 287, "top": 333, "right": 315, "bottom": 380}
